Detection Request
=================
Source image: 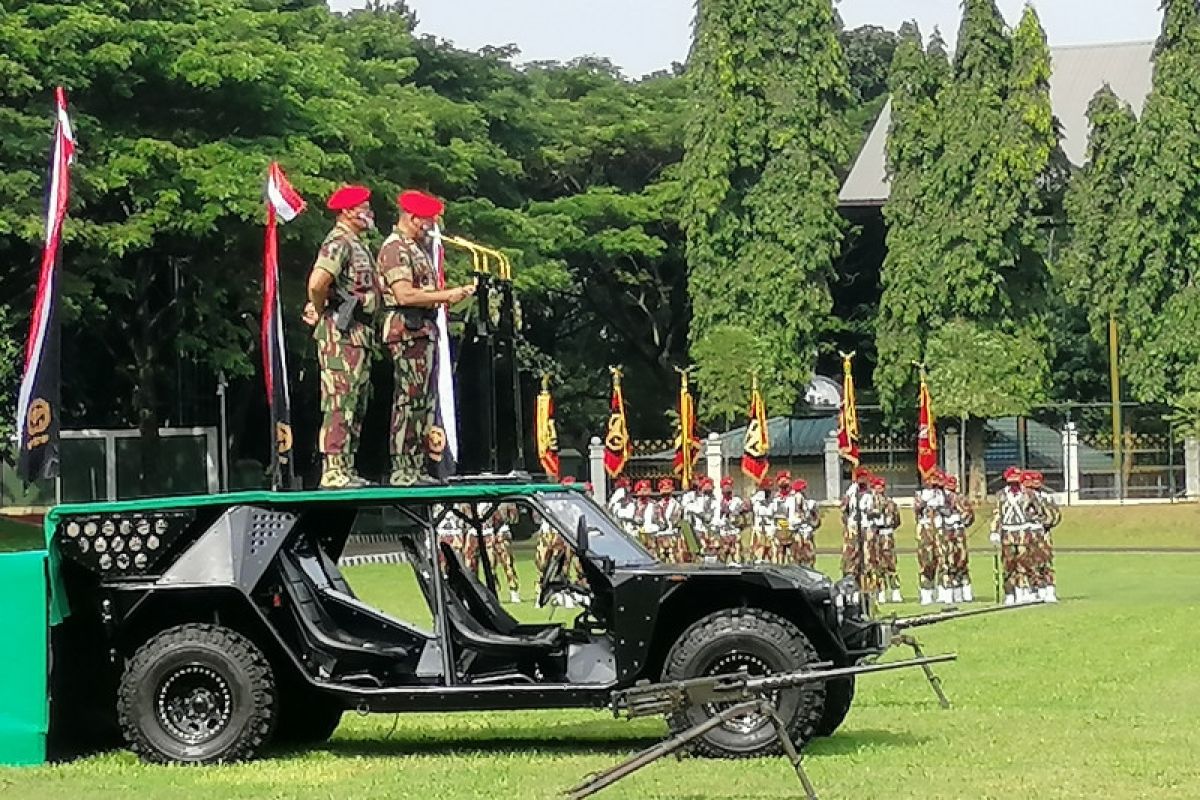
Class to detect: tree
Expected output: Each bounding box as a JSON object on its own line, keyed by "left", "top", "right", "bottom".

{"left": 1054, "top": 87, "right": 1139, "bottom": 402}
{"left": 1112, "top": 0, "right": 1200, "bottom": 414}
{"left": 682, "top": 0, "right": 851, "bottom": 421}
{"left": 874, "top": 3, "right": 1059, "bottom": 497}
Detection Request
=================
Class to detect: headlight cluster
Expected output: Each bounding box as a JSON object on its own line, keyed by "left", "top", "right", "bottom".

{"left": 59, "top": 511, "right": 192, "bottom": 576}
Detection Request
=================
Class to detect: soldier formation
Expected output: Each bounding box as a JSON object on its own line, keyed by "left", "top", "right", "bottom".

{"left": 603, "top": 471, "right": 820, "bottom": 567}
{"left": 305, "top": 186, "right": 476, "bottom": 489}
{"left": 990, "top": 467, "right": 1060, "bottom": 605}
{"left": 435, "top": 502, "right": 523, "bottom": 604}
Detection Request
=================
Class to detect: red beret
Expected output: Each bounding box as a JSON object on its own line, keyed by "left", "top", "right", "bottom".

{"left": 327, "top": 185, "right": 371, "bottom": 211}
{"left": 720, "top": 476, "right": 734, "bottom": 488}
{"left": 399, "top": 190, "right": 445, "bottom": 218}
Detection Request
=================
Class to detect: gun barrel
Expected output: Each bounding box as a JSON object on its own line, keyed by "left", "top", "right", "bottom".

{"left": 611, "top": 654, "right": 957, "bottom": 719}
{"left": 890, "top": 601, "right": 1041, "bottom": 631}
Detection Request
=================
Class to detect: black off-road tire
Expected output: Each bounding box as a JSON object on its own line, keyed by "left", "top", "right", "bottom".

{"left": 273, "top": 688, "right": 343, "bottom": 747}
{"left": 663, "top": 609, "right": 826, "bottom": 759}
{"left": 117, "top": 624, "right": 277, "bottom": 764}
{"left": 815, "top": 676, "right": 855, "bottom": 736}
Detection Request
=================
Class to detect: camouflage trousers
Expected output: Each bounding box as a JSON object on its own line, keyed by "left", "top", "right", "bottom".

{"left": 1000, "top": 528, "right": 1032, "bottom": 592}
{"left": 1027, "top": 529, "right": 1055, "bottom": 588}
{"left": 654, "top": 533, "right": 686, "bottom": 564}
{"left": 916, "top": 523, "right": 941, "bottom": 591}
{"left": 316, "top": 319, "right": 375, "bottom": 459}
{"left": 940, "top": 528, "right": 971, "bottom": 588}
{"left": 750, "top": 526, "right": 773, "bottom": 563}
{"left": 869, "top": 532, "right": 900, "bottom": 592}
{"left": 841, "top": 524, "right": 863, "bottom": 578}
{"left": 387, "top": 335, "right": 435, "bottom": 486}
{"left": 773, "top": 528, "right": 815, "bottom": 568}
{"left": 697, "top": 531, "right": 722, "bottom": 563}
{"left": 718, "top": 531, "right": 744, "bottom": 564}
{"left": 484, "top": 535, "right": 520, "bottom": 593}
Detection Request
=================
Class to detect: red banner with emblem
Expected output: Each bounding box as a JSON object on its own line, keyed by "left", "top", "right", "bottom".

{"left": 535, "top": 375, "right": 561, "bottom": 479}
{"left": 741, "top": 376, "right": 770, "bottom": 482}
{"left": 672, "top": 371, "right": 701, "bottom": 485}
{"left": 603, "top": 368, "right": 631, "bottom": 478}
{"left": 917, "top": 374, "right": 938, "bottom": 480}
{"left": 836, "top": 354, "right": 860, "bottom": 466}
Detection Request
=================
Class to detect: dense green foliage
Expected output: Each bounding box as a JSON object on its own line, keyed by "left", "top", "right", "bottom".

{"left": 874, "top": 3, "right": 1060, "bottom": 494}
{"left": 1111, "top": 0, "right": 1200, "bottom": 409}
{"left": 0, "top": 0, "right": 903, "bottom": 476}
{"left": 681, "top": 0, "right": 851, "bottom": 421}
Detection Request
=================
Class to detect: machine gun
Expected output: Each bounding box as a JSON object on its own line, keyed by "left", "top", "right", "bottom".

{"left": 566, "top": 654, "right": 956, "bottom": 800}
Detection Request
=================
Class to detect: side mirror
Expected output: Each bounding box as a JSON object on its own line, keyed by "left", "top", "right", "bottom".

{"left": 576, "top": 515, "right": 589, "bottom": 555}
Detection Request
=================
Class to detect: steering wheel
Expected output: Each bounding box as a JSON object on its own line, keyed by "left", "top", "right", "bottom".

{"left": 537, "top": 549, "right": 569, "bottom": 608}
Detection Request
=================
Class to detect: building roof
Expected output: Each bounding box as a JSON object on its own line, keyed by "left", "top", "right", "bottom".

{"left": 839, "top": 41, "right": 1155, "bottom": 208}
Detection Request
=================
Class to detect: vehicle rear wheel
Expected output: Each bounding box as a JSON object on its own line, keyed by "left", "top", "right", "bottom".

{"left": 815, "top": 676, "right": 855, "bottom": 736}
{"left": 117, "top": 624, "right": 276, "bottom": 764}
{"left": 662, "top": 609, "right": 825, "bottom": 759}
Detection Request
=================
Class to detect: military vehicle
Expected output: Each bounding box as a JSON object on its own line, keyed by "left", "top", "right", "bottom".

{"left": 33, "top": 477, "right": 962, "bottom": 764}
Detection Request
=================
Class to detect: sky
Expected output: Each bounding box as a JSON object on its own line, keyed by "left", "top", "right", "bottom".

{"left": 327, "top": 1, "right": 1164, "bottom": 78}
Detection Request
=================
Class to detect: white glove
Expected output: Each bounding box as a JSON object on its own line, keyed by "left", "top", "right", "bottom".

{"left": 989, "top": 531, "right": 1001, "bottom": 545}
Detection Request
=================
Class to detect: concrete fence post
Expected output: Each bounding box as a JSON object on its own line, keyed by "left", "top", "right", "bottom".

{"left": 1185, "top": 437, "right": 1200, "bottom": 501}
{"left": 706, "top": 433, "right": 723, "bottom": 485}
{"left": 943, "top": 429, "right": 962, "bottom": 488}
{"left": 588, "top": 436, "right": 607, "bottom": 505}
{"left": 1063, "top": 422, "right": 1081, "bottom": 505}
{"left": 823, "top": 433, "right": 841, "bottom": 503}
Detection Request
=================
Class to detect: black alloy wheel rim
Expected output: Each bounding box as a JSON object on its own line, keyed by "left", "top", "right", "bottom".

{"left": 156, "top": 664, "right": 234, "bottom": 745}
{"left": 703, "top": 651, "right": 776, "bottom": 735}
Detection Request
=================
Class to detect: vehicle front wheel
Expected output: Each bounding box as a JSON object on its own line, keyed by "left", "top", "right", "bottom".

{"left": 662, "top": 609, "right": 825, "bottom": 758}
{"left": 117, "top": 623, "right": 277, "bottom": 764}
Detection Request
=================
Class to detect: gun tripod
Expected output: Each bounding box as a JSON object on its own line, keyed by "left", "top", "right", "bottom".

{"left": 565, "top": 699, "right": 819, "bottom": 800}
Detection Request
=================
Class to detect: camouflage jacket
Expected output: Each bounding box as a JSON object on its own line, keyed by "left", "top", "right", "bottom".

{"left": 377, "top": 231, "right": 437, "bottom": 343}
{"left": 311, "top": 222, "right": 379, "bottom": 347}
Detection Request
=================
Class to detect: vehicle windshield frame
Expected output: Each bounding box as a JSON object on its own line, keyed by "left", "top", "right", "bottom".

{"left": 533, "top": 490, "right": 656, "bottom": 567}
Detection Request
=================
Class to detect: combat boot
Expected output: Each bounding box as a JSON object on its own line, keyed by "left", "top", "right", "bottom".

{"left": 890, "top": 588, "right": 903, "bottom": 603}
{"left": 919, "top": 588, "right": 935, "bottom": 606}
{"left": 877, "top": 590, "right": 887, "bottom": 605}
{"left": 1004, "top": 592, "right": 1016, "bottom": 606}
{"left": 962, "top": 582, "right": 974, "bottom": 603}
{"left": 509, "top": 589, "right": 521, "bottom": 604}
{"left": 1043, "top": 584, "right": 1058, "bottom": 603}
{"left": 319, "top": 454, "right": 371, "bottom": 489}
{"left": 951, "top": 586, "right": 963, "bottom": 603}
{"left": 937, "top": 585, "right": 953, "bottom": 604}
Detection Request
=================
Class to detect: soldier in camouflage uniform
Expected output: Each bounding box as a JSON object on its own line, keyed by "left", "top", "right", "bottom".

{"left": 1026, "top": 470, "right": 1060, "bottom": 603}
{"left": 749, "top": 477, "right": 774, "bottom": 564}
{"left": 941, "top": 474, "right": 975, "bottom": 603}
{"left": 482, "top": 502, "right": 521, "bottom": 604}
{"left": 991, "top": 466, "right": 1034, "bottom": 605}
{"left": 303, "top": 185, "right": 380, "bottom": 489}
{"left": 869, "top": 476, "right": 903, "bottom": 604}
{"left": 913, "top": 471, "right": 946, "bottom": 606}
{"left": 375, "top": 190, "right": 476, "bottom": 486}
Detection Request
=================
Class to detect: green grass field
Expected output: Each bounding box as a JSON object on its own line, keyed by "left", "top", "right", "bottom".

{"left": 2, "top": 506, "right": 1199, "bottom": 798}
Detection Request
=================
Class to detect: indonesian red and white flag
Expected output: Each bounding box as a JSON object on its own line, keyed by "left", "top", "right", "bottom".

{"left": 427, "top": 224, "right": 459, "bottom": 479}
{"left": 262, "top": 162, "right": 306, "bottom": 489}
{"left": 266, "top": 162, "right": 305, "bottom": 222}
{"left": 17, "top": 87, "right": 76, "bottom": 482}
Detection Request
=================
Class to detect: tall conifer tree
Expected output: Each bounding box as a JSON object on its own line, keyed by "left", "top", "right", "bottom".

{"left": 1116, "top": 0, "right": 1200, "bottom": 407}
{"left": 682, "top": 0, "right": 851, "bottom": 415}
{"left": 874, "top": 3, "right": 1058, "bottom": 496}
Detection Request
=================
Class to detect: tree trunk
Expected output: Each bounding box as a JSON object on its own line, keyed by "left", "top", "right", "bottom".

{"left": 134, "top": 341, "right": 160, "bottom": 498}
{"left": 966, "top": 416, "right": 988, "bottom": 501}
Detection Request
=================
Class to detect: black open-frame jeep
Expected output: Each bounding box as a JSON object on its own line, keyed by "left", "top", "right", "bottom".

{"left": 46, "top": 478, "right": 894, "bottom": 764}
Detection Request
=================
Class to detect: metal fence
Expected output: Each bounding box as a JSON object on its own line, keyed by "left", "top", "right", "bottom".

{"left": 853, "top": 402, "right": 1183, "bottom": 501}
